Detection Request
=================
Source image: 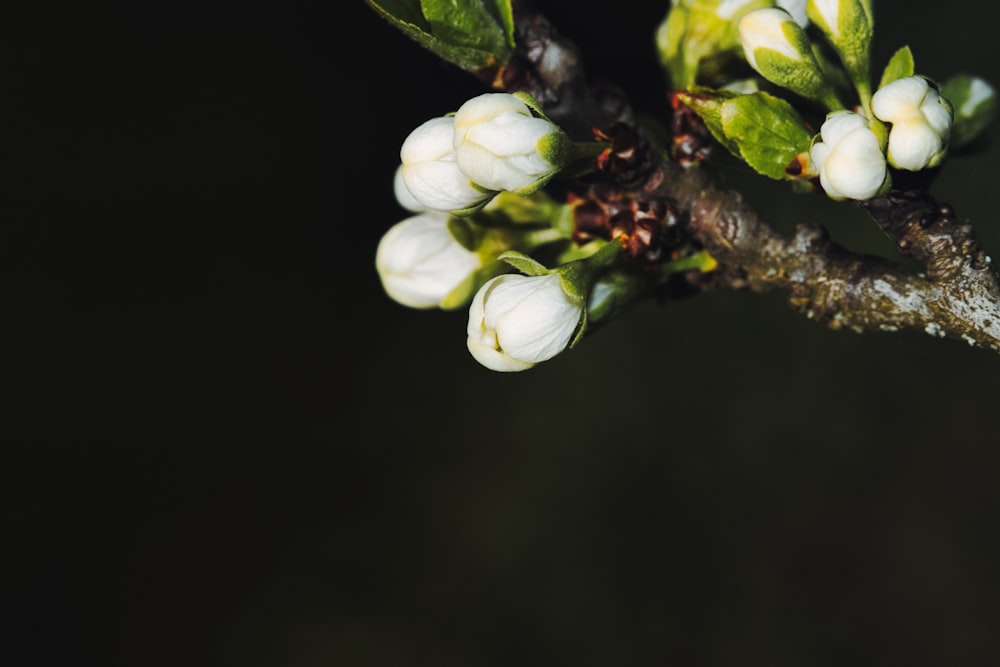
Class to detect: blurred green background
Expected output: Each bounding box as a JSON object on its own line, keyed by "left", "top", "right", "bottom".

{"left": 6, "top": 1, "right": 1000, "bottom": 665}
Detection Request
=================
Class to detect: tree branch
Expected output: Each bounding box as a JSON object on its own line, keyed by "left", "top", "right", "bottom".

{"left": 502, "top": 1, "right": 1000, "bottom": 353}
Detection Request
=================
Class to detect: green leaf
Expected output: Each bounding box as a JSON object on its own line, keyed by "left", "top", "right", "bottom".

{"left": 364, "top": 0, "right": 514, "bottom": 72}
{"left": 942, "top": 74, "right": 998, "bottom": 151}
{"left": 674, "top": 87, "right": 742, "bottom": 156}
{"left": 720, "top": 92, "right": 813, "bottom": 180}
{"left": 497, "top": 250, "right": 550, "bottom": 276}
{"left": 878, "top": 46, "right": 915, "bottom": 89}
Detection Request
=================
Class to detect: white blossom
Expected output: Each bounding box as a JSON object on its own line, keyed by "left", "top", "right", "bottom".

{"left": 466, "top": 273, "right": 583, "bottom": 372}
{"left": 871, "top": 76, "right": 953, "bottom": 171}
{"left": 714, "top": 0, "right": 764, "bottom": 19}
{"left": 738, "top": 7, "right": 807, "bottom": 74}
{"left": 376, "top": 211, "right": 482, "bottom": 309}
{"left": 393, "top": 165, "right": 426, "bottom": 213}
{"left": 806, "top": 0, "right": 872, "bottom": 38}
{"left": 776, "top": 0, "right": 809, "bottom": 27}
{"left": 807, "top": 0, "right": 841, "bottom": 36}
{"left": 810, "top": 110, "right": 888, "bottom": 200}
{"left": 400, "top": 116, "right": 497, "bottom": 213}
{"left": 452, "top": 93, "right": 570, "bottom": 194}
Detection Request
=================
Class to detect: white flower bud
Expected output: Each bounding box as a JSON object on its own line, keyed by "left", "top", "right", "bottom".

{"left": 871, "top": 76, "right": 953, "bottom": 171}
{"left": 376, "top": 211, "right": 482, "bottom": 309}
{"left": 737, "top": 6, "right": 842, "bottom": 108}
{"left": 738, "top": 8, "right": 808, "bottom": 73}
{"left": 453, "top": 93, "right": 570, "bottom": 195}
{"left": 776, "top": 0, "right": 809, "bottom": 27}
{"left": 810, "top": 110, "right": 888, "bottom": 200}
{"left": 400, "top": 116, "right": 497, "bottom": 213}
{"left": 806, "top": 0, "right": 871, "bottom": 39}
{"left": 393, "top": 165, "right": 427, "bottom": 213}
{"left": 807, "top": 0, "right": 843, "bottom": 37}
{"left": 714, "top": 0, "right": 766, "bottom": 19}
{"left": 466, "top": 272, "right": 584, "bottom": 372}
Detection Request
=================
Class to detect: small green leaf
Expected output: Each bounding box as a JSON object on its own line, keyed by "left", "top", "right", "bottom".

{"left": 497, "top": 250, "right": 550, "bottom": 276}
{"left": 364, "top": 0, "right": 514, "bottom": 73}
{"left": 878, "top": 46, "right": 915, "bottom": 89}
{"left": 675, "top": 87, "right": 742, "bottom": 156}
{"left": 942, "top": 74, "right": 998, "bottom": 151}
{"left": 720, "top": 92, "right": 813, "bottom": 180}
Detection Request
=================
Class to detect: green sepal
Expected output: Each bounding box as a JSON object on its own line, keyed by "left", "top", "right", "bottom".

{"left": 583, "top": 270, "right": 648, "bottom": 332}
{"left": 439, "top": 259, "right": 508, "bottom": 311}
{"left": 510, "top": 130, "right": 572, "bottom": 197}
{"left": 806, "top": 0, "right": 873, "bottom": 94}
{"left": 869, "top": 116, "right": 888, "bottom": 153}
{"left": 497, "top": 250, "right": 550, "bottom": 277}
{"left": 753, "top": 47, "right": 842, "bottom": 111}
{"left": 878, "top": 46, "right": 915, "bottom": 89}
{"left": 567, "top": 307, "right": 588, "bottom": 350}
{"left": 511, "top": 91, "right": 549, "bottom": 120}
{"left": 721, "top": 91, "right": 814, "bottom": 180}
{"left": 942, "top": 74, "right": 998, "bottom": 151}
{"left": 660, "top": 250, "right": 719, "bottom": 275}
{"left": 475, "top": 190, "right": 562, "bottom": 226}
{"left": 364, "top": 0, "right": 514, "bottom": 73}
{"left": 446, "top": 215, "right": 478, "bottom": 252}
{"left": 448, "top": 186, "right": 499, "bottom": 217}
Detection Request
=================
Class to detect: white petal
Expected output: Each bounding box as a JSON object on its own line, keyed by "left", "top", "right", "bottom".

{"left": 453, "top": 94, "right": 531, "bottom": 143}
{"left": 921, "top": 94, "right": 953, "bottom": 137}
{"left": 777, "top": 0, "right": 809, "bottom": 26}
{"left": 400, "top": 161, "right": 492, "bottom": 212}
{"left": 887, "top": 121, "right": 942, "bottom": 171}
{"left": 809, "top": 0, "right": 841, "bottom": 35}
{"left": 400, "top": 116, "right": 457, "bottom": 164}
{"left": 872, "top": 76, "right": 931, "bottom": 123}
{"left": 819, "top": 110, "right": 867, "bottom": 144}
{"left": 821, "top": 126, "right": 886, "bottom": 200}
{"left": 466, "top": 337, "right": 535, "bottom": 372}
{"left": 393, "top": 165, "right": 426, "bottom": 213}
{"left": 376, "top": 212, "right": 481, "bottom": 308}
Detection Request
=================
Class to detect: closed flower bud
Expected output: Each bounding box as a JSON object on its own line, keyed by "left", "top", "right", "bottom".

{"left": 738, "top": 8, "right": 805, "bottom": 72}
{"left": 453, "top": 92, "right": 571, "bottom": 195}
{"left": 376, "top": 211, "right": 483, "bottom": 309}
{"left": 656, "top": 0, "right": 772, "bottom": 88}
{"left": 776, "top": 0, "right": 809, "bottom": 27}
{"left": 806, "top": 0, "right": 873, "bottom": 98}
{"left": 871, "top": 76, "right": 953, "bottom": 171}
{"left": 810, "top": 110, "right": 888, "bottom": 200}
{"left": 806, "top": 0, "right": 872, "bottom": 42}
{"left": 466, "top": 272, "right": 584, "bottom": 372}
{"left": 400, "top": 116, "right": 497, "bottom": 214}
{"left": 738, "top": 8, "right": 840, "bottom": 108}
{"left": 393, "top": 165, "right": 427, "bottom": 213}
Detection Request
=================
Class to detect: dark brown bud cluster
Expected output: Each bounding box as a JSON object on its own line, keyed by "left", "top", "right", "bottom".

{"left": 569, "top": 183, "right": 681, "bottom": 264}
{"left": 592, "top": 122, "right": 661, "bottom": 190}
{"left": 669, "top": 92, "right": 713, "bottom": 167}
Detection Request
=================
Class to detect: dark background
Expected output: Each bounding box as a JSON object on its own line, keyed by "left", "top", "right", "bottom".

{"left": 6, "top": 1, "right": 1000, "bottom": 665}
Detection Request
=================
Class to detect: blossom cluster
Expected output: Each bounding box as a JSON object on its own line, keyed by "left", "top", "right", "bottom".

{"left": 374, "top": 0, "right": 996, "bottom": 374}
{"left": 398, "top": 92, "right": 571, "bottom": 215}
{"left": 739, "top": 1, "right": 952, "bottom": 199}
{"left": 378, "top": 92, "right": 598, "bottom": 372}
{"left": 666, "top": 0, "right": 961, "bottom": 201}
